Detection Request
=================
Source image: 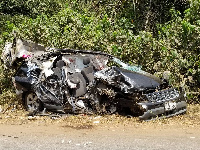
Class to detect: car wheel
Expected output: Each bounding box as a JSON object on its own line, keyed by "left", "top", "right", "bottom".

{"left": 24, "top": 92, "right": 42, "bottom": 112}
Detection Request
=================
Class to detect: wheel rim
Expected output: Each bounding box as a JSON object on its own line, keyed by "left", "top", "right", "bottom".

{"left": 26, "top": 93, "right": 40, "bottom": 112}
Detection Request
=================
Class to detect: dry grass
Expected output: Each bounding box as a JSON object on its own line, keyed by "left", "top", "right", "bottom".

{"left": 0, "top": 104, "right": 199, "bottom": 129}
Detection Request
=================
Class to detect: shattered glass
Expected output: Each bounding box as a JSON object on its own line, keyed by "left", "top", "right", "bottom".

{"left": 112, "top": 57, "right": 146, "bottom": 74}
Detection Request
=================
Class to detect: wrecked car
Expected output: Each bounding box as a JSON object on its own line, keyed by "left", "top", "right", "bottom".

{"left": 1, "top": 38, "right": 187, "bottom": 120}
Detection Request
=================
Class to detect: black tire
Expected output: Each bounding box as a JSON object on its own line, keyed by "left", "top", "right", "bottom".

{"left": 23, "top": 92, "right": 43, "bottom": 112}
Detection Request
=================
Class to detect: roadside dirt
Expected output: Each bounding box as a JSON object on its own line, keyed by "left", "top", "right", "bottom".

{"left": 0, "top": 104, "right": 200, "bottom": 150}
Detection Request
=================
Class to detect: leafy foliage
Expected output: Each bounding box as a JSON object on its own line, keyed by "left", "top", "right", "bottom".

{"left": 0, "top": 0, "right": 200, "bottom": 104}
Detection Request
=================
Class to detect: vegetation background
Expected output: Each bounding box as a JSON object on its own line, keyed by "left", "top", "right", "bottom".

{"left": 0, "top": 0, "right": 199, "bottom": 104}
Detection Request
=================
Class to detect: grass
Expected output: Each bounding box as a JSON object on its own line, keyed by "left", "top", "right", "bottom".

{"left": 0, "top": 104, "right": 199, "bottom": 129}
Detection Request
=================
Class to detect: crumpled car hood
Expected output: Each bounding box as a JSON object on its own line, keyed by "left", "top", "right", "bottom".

{"left": 116, "top": 67, "right": 161, "bottom": 92}
{"left": 95, "top": 66, "right": 162, "bottom": 93}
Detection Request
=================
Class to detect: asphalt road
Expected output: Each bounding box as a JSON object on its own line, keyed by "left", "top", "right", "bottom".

{"left": 0, "top": 123, "right": 199, "bottom": 150}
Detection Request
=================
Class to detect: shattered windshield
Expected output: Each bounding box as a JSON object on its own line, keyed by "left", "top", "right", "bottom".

{"left": 112, "top": 57, "right": 146, "bottom": 74}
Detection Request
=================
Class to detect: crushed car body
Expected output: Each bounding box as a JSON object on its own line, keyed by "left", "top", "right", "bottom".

{"left": 1, "top": 38, "right": 187, "bottom": 120}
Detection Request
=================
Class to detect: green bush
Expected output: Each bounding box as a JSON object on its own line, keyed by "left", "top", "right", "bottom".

{"left": 0, "top": 0, "right": 200, "bottom": 104}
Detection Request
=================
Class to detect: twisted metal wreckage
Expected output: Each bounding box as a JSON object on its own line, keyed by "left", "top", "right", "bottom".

{"left": 2, "top": 38, "right": 187, "bottom": 120}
